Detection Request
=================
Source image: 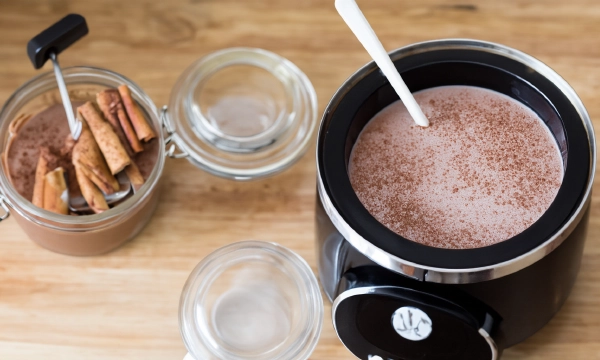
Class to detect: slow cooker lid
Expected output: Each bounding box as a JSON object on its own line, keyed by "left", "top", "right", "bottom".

{"left": 318, "top": 39, "right": 593, "bottom": 273}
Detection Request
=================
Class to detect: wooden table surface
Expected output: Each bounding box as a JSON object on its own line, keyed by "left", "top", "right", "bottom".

{"left": 1, "top": 0, "right": 600, "bottom": 359}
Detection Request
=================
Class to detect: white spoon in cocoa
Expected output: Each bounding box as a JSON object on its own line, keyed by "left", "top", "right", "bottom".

{"left": 335, "top": 0, "right": 429, "bottom": 127}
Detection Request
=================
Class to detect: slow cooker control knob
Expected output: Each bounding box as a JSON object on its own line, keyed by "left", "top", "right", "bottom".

{"left": 333, "top": 285, "right": 501, "bottom": 360}
{"left": 391, "top": 306, "right": 433, "bottom": 341}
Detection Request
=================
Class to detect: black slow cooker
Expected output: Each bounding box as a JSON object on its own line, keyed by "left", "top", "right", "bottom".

{"left": 316, "top": 39, "right": 595, "bottom": 359}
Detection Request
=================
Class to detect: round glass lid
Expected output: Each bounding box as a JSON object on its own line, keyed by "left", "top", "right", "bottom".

{"left": 166, "top": 48, "right": 318, "bottom": 180}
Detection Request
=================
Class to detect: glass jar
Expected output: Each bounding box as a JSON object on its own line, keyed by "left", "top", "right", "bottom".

{"left": 179, "top": 241, "right": 323, "bottom": 360}
{"left": 0, "top": 48, "right": 317, "bottom": 255}
{"left": 0, "top": 66, "right": 165, "bottom": 255}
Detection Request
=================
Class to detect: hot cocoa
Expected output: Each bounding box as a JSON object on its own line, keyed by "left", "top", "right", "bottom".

{"left": 348, "top": 86, "right": 563, "bottom": 249}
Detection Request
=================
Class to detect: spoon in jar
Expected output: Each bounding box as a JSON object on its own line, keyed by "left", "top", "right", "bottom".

{"left": 335, "top": 0, "right": 429, "bottom": 127}
{"left": 68, "top": 171, "right": 134, "bottom": 214}
{"left": 28, "top": 14, "right": 136, "bottom": 213}
{"left": 27, "top": 14, "right": 89, "bottom": 140}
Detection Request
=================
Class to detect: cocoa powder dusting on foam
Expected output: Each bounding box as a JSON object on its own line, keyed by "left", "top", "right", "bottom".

{"left": 348, "top": 86, "right": 564, "bottom": 249}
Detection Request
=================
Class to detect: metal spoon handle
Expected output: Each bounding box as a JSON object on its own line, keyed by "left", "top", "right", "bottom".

{"left": 27, "top": 14, "right": 89, "bottom": 140}
{"left": 50, "top": 52, "right": 82, "bottom": 140}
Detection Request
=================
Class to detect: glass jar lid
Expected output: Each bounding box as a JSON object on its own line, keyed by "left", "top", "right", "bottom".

{"left": 179, "top": 241, "right": 323, "bottom": 360}
{"left": 166, "top": 48, "right": 318, "bottom": 180}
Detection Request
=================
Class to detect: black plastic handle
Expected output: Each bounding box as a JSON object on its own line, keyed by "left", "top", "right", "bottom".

{"left": 27, "top": 14, "right": 88, "bottom": 69}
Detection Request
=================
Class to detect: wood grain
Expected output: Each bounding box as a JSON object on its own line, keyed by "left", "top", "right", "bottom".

{"left": 1, "top": 0, "right": 600, "bottom": 359}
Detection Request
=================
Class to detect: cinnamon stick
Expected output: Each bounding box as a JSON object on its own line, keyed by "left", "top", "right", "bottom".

{"left": 43, "top": 167, "right": 69, "bottom": 215}
{"left": 72, "top": 127, "right": 119, "bottom": 194}
{"left": 76, "top": 163, "right": 116, "bottom": 195}
{"left": 32, "top": 148, "right": 51, "bottom": 208}
{"left": 78, "top": 101, "right": 131, "bottom": 174}
{"left": 74, "top": 163, "right": 109, "bottom": 214}
{"left": 97, "top": 89, "right": 143, "bottom": 155}
{"left": 8, "top": 113, "right": 31, "bottom": 135}
{"left": 118, "top": 85, "right": 156, "bottom": 142}
{"left": 124, "top": 162, "right": 144, "bottom": 189}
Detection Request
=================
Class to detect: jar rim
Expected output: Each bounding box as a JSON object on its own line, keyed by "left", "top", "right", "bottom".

{"left": 179, "top": 241, "right": 323, "bottom": 360}
{"left": 0, "top": 66, "right": 165, "bottom": 229}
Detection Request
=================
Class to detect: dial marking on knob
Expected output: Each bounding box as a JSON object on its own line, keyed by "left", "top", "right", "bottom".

{"left": 391, "top": 306, "right": 432, "bottom": 341}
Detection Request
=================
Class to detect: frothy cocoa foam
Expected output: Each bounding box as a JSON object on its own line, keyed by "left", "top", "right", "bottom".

{"left": 348, "top": 86, "right": 563, "bottom": 249}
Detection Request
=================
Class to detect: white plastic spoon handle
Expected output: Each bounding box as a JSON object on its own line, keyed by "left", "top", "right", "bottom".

{"left": 335, "top": 0, "right": 429, "bottom": 127}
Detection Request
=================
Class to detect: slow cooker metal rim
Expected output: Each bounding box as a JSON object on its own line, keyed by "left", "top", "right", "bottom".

{"left": 330, "top": 286, "right": 499, "bottom": 360}
{"left": 316, "top": 38, "right": 596, "bottom": 284}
